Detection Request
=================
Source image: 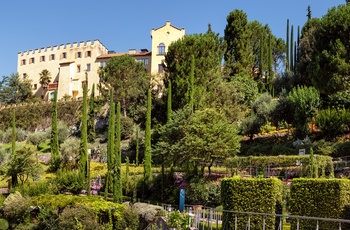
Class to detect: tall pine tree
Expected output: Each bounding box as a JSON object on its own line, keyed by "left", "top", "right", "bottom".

{"left": 105, "top": 89, "right": 115, "bottom": 198}
{"left": 113, "top": 102, "right": 122, "bottom": 202}
{"left": 290, "top": 25, "right": 294, "bottom": 71}
{"left": 79, "top": 83, "right": 88, "bottom": 186}
{"left": 188, "top": 55, "right": 195, "bottom": 113}
{"left": 50, "top": 90, "right": 60, "bottom": 171}
{"left": 286, "top": 19, "right": 290, "bottom": 71}
{"left": 11, "top": 110, "right": 18, "bottom": 187}
{"left": 144, "top": 89, "right": 152, "bottom": 183}
{"left": 87, "top": 84, "right": 96, "bottom": 143}
{"left": 135, "top": 126, "right": 139, "bottom": 166}
{"left": 167, "top": 80, "right": 172, "bottom": 123}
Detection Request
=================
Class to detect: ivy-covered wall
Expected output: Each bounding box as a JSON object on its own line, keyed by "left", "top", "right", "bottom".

{"left": 221, "top": 176, "right": 282, "bottom": 230}
{"left": 290, "top": 178, "right": 350, "bottom": 230}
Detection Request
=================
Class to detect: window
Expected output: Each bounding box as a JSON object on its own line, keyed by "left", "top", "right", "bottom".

{"left": 29, "top": 57, "right": 35, "bottom": 64}
{"left": 50, "top": 54, "right": 55, "bottom": 60}
{"left": 158, "top": 43, "right": 165, "bottom": 55}
{"left": 86, "top": 63, "right": 91, "bottom": 72}
{"left": 50, "top": 92, "right": 55, "bottom": 100}
{"left": 77, "top": 65, "right": 81, "bottom": 73}
{"left": 100, "top": 62, "right": 106, "bottom": 67}
{"left": 139, "top": 58, "right": 149, "bottom": 65}
{"left": 158, "top": 64, "right": 164, "bottom": 73}
{"left": 23, "top": 73, "right": 27, "bottom": 78}
{"left": 33, "top": 84, "right": 37, "bottom": 90}
{"left": 86, "top": 50, "right": 91, "bottom": 57}
{"left": 62, "top": 52, "right": 67, "bottom": 59}
{"left": 21, "top": 59, "right": 26, "bottom": 65}
{"left": 76, "top": 52, "right": 82, "bottom": 58}
{"left": 41, "top": 56, "right": 45, "bottom": 62}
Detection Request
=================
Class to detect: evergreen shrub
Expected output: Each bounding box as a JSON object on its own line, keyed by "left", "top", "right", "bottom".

{"left": 290, "top": 178, "right": 350, "bottom": 230}
{"left": 221, "top": 177, "right": 282, "bottom": 230}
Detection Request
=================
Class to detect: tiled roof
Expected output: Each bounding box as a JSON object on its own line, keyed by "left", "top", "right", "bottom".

{"left": 97, "top": 51, "right": 152, "bottom": 59}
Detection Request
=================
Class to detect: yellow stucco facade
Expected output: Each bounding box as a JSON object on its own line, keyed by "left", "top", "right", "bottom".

{"left": 17, "top": 40, "right": 108, "bottom": 100}
{"left": 151, "top": 21, "right": 185, "bottom": 74}
{"left": 17, "top": 21, "right": 185, "bottom": 100}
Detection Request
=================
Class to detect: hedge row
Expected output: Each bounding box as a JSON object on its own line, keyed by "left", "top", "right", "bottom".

{"left": 221, "top": 176, "right": 282, "bottom": 230}
{"left": 225, "top": 155, "right": 334, "bottom": 177}
{"left": 290, "top": 178, "right": 350, "bottom": 230}
{"left": 0, "top": 100, "right": 81, "bottom": 131}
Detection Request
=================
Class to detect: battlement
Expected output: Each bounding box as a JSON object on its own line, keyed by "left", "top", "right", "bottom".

{"left": 18, "top": 39, "right": 107, "bottom": 56}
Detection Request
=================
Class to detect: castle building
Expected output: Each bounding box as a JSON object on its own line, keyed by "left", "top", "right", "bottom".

{"left": 17, "top": 21, "right": 185, "bottom": 100}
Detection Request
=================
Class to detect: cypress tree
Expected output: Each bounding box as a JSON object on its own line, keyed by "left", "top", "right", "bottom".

{"left": 87, "top": 84, "right": 96, "bottom": 143}
{"left": 144, "top": 89, "right": 152, "bottom": 183}
{"left": 105, "top": 89, "right": 115, "bottom": 198}
{"left": 11, "top": 110, "right": 18, "bottom": 187}
{"left": 259, "top": 33, "right": 264, "bottom": 79}
{"left": 297, "top": 25, "right": 300, "bottom": 63}
{"left": 125, "top": 156, "right": 130, "bottom": 195}
{"left": 114, "top": 102, "right": 122, "bottom": 202}
{"left": 290, "top": 25, "right": 294, "bottom": 71}
{"left": 308, "top": 147, "right": 318, "bottom": 178}
{"left": 50, "top": 89, "right": 60, "bottom": 171}
{"left": 188, "top": 55, "right": 195, "bottom": 113}
{"left": 307, "top": 5, "right": 312, "bottom": 20}
{"left": 294, "top": 41, "right": 297, "bottom": 72}
{"left": 135, "top": 126, "right": 139, "bottom": 166}
{"left": 268, "top": 34, "right": 273, "bottom": 94}
{"left": 286, "top": 19, "right": 290, "bottom": 71}
{"left": 167, "top": 80, "right": 172, "bottom": 122}
{"left": 79, "top": 83, "right": 88, "bottom": 188}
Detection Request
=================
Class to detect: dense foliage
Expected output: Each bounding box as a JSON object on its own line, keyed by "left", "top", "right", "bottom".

{"left": 290, "top": 178, "right": 350, "bottom": 229}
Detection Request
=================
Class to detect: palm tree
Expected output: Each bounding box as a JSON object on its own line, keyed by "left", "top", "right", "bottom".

{"left": 39, "top": 69, "right": 51, "bottom": 99}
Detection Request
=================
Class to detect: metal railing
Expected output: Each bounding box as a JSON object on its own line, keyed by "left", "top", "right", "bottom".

{"left": 181, "top": 205, "right": 350, "bottom": 230}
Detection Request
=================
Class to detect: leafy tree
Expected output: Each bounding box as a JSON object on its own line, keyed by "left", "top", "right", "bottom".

{"left": 60, "top": 137, "right": 80, "bottom": 170}
{"left": 316, "top": 107, "right": 346, "bottom": 141}
{"left": 179, "top": 108, "right": 241, "bottom": 176}
{"left": 241, "top": 93, "right": 276, "bottom": 140}
{"left": 99, "top": 55, "right": 150, "bottom": 122}
{"left": 164, "top": 30, "right": 225, "bottom": 111}
{"left": 49, "top": 90, "right": 60, "bottom": 172}
{"left": 144, "top": 89, "right": 152, "bottom": 183}
{"left": 78, "top": 83, "right": 88, "bottom": 185}
{"left": 307, "top": 5, "right": 350, "bottom": 94}
{"left": 287, "top": 86, "right": 320, "bottom": 139}
{"left": 153, "top": 106, "right": 191, "bottom": 167}
{"left": 87, "top": 84, "right": 96, "bottom": 143}
{"left": 0, "top": 73, "right": 32, "bottom": 104}
{"left": 2, "top": 145, "right": 43, "bottom": 185}
{"left": 203, "top": 78, "right": 247, "bottom": 123}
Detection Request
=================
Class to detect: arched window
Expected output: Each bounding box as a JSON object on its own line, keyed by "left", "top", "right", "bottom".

{"left": 158, "top": 43, "right": 165, "bottom": 55}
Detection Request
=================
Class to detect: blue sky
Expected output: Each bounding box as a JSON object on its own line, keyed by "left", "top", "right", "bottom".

{"left": 0, "top": 0, "right": 345, "bottom": 78}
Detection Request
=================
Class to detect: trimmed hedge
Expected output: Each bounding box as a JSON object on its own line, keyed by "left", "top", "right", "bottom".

{"left": 221, "top": 176, "right": 282, "bottom": 230}
{"left": 0, "top": 100, "right": 81, "bottom": 132}
{"left": 225, "top": 155, "right": 334, "bottom": 177}
{"left": 290, "top": 178, "right": 350, "bottom": 230}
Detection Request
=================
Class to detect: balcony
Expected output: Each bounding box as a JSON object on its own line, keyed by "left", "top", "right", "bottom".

{"left": 48, "top": 83, "right": 58, "bottom": 90}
